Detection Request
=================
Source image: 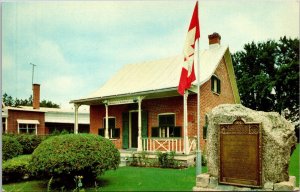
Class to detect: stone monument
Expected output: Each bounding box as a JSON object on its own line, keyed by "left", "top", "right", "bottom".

{"left": 193, "top": 104, "right": 297, "bottom": 191}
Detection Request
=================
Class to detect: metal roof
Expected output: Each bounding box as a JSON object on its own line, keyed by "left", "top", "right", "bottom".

{"left": 45, "top": 111, "right": 89, "bottom": 124}
{"left": 72, "top": 44, "right": 229, "bottom": 103}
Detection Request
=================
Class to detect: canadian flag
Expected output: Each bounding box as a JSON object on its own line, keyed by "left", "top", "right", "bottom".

{"left": 178, "top": 1, "right": 200, "bottom": 95}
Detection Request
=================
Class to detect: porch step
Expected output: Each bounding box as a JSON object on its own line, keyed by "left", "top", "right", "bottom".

{"left": 119, "top": 150, "right": 135, "bottom": 167}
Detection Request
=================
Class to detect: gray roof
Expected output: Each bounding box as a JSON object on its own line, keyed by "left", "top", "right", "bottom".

{"left": 72, "top": 44, "right": 232, "bottom": 103}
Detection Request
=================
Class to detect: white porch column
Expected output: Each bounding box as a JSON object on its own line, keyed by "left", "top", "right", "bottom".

{"left": 183, "top": 91, "right": 189, "bottom": 154}
{"left": 105, "top": 104, "right": 109, "bottom": 139}
{"left": 74, "top": 104, "right": 80, "bottom": 134}
{"left": 137, "top": 96, "right": 143, "bottom": 152}
{"left": 5, "top": 117, "right": 8, "bottom": 133}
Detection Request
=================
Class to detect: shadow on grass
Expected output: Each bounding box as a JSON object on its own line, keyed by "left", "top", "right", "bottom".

{"left": 95, "top": 178, "right": 111, "bottom": 188}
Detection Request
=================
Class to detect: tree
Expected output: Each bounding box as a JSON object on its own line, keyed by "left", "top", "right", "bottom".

{"left": 232, "top": 36, "right": 299, "bottom": 128}
{"left": 2, "top": 93, "right": 60, "bottom": 108}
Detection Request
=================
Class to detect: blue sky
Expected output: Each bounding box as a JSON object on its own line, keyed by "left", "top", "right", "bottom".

{"left": 2, "top": 0, "right": 299, "bottom": 109}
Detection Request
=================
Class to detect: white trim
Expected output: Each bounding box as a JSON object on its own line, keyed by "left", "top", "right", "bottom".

{"left": 102, "top": 116, "right": 116, "bottom": 127}
{"left": 211, "top": 74, "right": 221, "bottom": 94}
{"left": 5, "top": 117, "right": 8, "bottom": 133}
{"left": 17, "top": 122, "right": 38, "bottom": 135}
{"left": 157, "top": 113, "right": 176, "bottom": 138}
{"left": 17, "top": 119, "right": 40, "bottom": 124}
{"left": 158, "top": 113, "right": 176, "bottom": 127}
{"left": 103, "top": 116, "right": 116, "bottom": 139}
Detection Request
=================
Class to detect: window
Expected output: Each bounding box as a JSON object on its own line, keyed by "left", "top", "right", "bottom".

{"left": 18, "top": 123, "right": 37, "bottom": 134}
{"left": 151, "top": 114, "right": 181, "bottom": 138}
{"left": 98, "top": 117, "right": 120, "bottom": 139}
{"left": 211, "top": 75, "right": 221, "bottom": 94}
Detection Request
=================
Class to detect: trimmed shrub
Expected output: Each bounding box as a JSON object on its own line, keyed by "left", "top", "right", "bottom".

{"left": 14, "top": 134, "right": 44, "bottom": 154}
{"left": 156, "top": 151, "right": 177, "bottom": 168}
{"left": 2, "top": 135, "right": 23, "bottom": 161}
{"left": 29, "top": 134, "right": 120, "bottom": 187}
{"left": 2, "top": 155, "right": 32, "bottom": 183}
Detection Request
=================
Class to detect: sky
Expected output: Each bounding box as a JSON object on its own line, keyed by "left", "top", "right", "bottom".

{"left": 2, "top": 0, "right": 299, "bottom": 109}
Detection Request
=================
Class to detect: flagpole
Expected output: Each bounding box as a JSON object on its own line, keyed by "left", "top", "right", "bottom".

{"left": 196, "top": 0, "right": 202, "bottom": 176}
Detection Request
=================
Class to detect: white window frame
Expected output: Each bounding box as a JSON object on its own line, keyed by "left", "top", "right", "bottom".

{"left": 157, "top": 113, "right": 176, "bottom": 138}
{"left": 211, "top": 74, "right": 221, "bottom": 94}
{"left": 18, "top": 123, "right": 38, "bottom": 135}
{"left": 103, "top": 116, "right": 116, "bottom": 139}
{"left": 17, "top": 119, "right": 39, "bottom": 135}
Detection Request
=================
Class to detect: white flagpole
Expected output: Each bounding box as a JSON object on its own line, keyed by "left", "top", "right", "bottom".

{"left": 196, "top": 0, "right": 202, "bottom": 176}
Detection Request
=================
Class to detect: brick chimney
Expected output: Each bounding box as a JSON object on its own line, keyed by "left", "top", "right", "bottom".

{"left": 33, "top": 84, "right": 40, "bottom": 109}
{"left": 208, "top": 32, "right": 221, "bottom": 46}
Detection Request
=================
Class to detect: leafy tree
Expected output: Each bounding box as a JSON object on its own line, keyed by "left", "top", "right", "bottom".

{"left": 232, "top": 36, "right": 299, "bottom": 128}
{"left": 2, "top": 93, "right": 60, "bottom": 108}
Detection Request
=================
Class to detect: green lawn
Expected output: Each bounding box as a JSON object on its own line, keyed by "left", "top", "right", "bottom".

{"left": 289, "top": 143, "right": 299, "bottom": 187}
{"left": 95, "top": 166, "right": 207, "bottom": 191}
{"left": 3, "top": 144, "right": 299, "bottom": 191}
{"left": 3, "top": 166, "right": 207, "bottom": 192}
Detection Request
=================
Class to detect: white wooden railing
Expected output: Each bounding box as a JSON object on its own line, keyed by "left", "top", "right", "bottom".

{"left": 142, "top": 137, "right": 197, "bottom": 154}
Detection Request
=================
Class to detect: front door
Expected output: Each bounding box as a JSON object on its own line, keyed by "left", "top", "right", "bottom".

{"left": 130, "top": 112, "right": 138, "bottom": 148}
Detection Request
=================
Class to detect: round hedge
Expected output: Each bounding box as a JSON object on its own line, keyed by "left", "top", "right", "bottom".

{"left": 14, "top": 134, "right": 44, "bottom": 154}
{"left": 30, "top": 134, "right": 120, "bottom": 183}
{"left": 2, "top": 155, "right": 32, "bottom": 183}
{"left": 2, "top": 135, "right": 23, "bottom": 161}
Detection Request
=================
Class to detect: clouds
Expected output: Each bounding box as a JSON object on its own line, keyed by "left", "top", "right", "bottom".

{"left": 2, "top": 1, "right": 299, "bottom": 109}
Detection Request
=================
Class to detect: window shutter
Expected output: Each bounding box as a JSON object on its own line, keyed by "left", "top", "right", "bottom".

{"left": 217, "top": 78, "right": 221, "bottom": 94}
{"left": 174, "top": 126, "right": 181, "bottom": 137}
{"left": 151, "top": 127, "right": 159, "bottom": 137}
{"left": 211, "top": 76, "right": 215, "bottom": 92}
{"left": 98, "top": 128, "right": 105, "bottom": 137}
{"left": 122, "top": 112, "right": 129, "bottom": 149}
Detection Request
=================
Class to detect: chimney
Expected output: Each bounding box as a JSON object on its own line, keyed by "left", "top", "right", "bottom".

{"left": 208, "top": 32, "right": 221, "bottom": 46}
{"left": 33, "top": 84, "right": 40, "bottom": 109}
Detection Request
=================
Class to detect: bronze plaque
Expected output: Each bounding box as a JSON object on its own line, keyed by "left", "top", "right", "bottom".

{"left": 219, "top": 117, "right": 262, "bottom": 187}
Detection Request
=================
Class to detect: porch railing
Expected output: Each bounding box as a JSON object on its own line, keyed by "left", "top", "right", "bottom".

{"left": 142, "top": 137, "right": 197, "bottom": 154}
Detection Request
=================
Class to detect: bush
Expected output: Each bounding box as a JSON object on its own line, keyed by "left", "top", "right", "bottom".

{"left": 156, "top": 151, "right": 177, "bottom": 168}
{"left": 14, "top": 134, "right": 44, "bottom": 154}
{"left": 2, "top": 155, "right": 32, "bottom": 183}
{"left": 29, "top": 134, "right": 120, "bottom": 187}
{"left": 2, "top": 135, "right": 23, "bottom": 161}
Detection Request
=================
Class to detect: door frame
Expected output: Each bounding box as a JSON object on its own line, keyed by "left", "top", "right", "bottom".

{"left": 129, "top": 110, "right": 139, "bottom": 148}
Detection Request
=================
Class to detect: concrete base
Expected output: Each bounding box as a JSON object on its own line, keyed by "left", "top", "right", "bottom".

{"left": 194, "top": 174, "right": 298, "bottom": 191}
{"left": 119, "top": 149, "right": 197, "bottom": 167}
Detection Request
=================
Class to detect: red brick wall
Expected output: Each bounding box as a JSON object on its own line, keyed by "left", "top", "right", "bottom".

{"left": 90, "top": 105, "right": 128, "bottom": 149}
{"left": 7, "top": 110, "right": 47, "bottom": 135}
{"left": 89, "top": 57, "right": 236, "bottom": 149}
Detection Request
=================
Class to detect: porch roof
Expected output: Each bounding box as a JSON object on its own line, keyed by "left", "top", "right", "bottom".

{"left": 71, "top": 45, "right": 231, "bottom": 105}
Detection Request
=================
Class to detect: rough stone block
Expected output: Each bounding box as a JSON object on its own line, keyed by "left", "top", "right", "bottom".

{"left": 196, "top": 173, "right": 210, "bottom": 188}
{"left": 216, "top": 184, "right": 235, "bottom": 191}
{"left": 274, "top": 181, "right": 294, "bottom": 191}
{"left": 208, "top": 176, "right": 218, "bottom": 188}
{"left": 206, "top": 104, "right": 297, "bottom": 183}
{"left": 289, "top": 176, "right": 296, "bottom": 188}
{"left": 264, "top": 181, "right": 274, "bottom": 190}
{"left": 233, "top": 186, "right": 252, "bottom": 191}
{"left": 193, "top": 187, "right": 219, "bottom": 191}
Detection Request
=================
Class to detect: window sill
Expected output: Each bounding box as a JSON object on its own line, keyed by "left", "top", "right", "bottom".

{"left": 212, "top": 91, "right": 220, "bottom": 96}
{"left": 109, "top": 138, "right": 119, "bottom": 141}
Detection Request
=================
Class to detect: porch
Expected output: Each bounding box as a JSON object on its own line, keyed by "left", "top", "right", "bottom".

{"left": 111, "top": 136, "right": 197, "bottom": 154}
{"left": 119, "top": 137, "right": 197, "bottom": 167}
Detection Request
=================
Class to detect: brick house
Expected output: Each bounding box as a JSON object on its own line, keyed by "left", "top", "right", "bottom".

{"left": 2, "top": 84, "right": 89, "bottom": 135}
{"left": 70, "top": 33, "right": 240, "bottom": 155}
